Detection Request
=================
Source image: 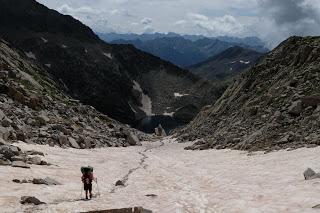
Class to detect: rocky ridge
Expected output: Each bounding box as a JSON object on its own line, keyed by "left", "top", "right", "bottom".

{"left": 0, "top": 38, "right": 149, "bottom": 154}
{"left": 179, "top": 36, "right": 320, "bottom": 152}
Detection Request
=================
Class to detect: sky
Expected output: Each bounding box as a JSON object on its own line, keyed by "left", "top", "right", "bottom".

{"left": 37, "top": 0, "right": 320, "bottom": 48}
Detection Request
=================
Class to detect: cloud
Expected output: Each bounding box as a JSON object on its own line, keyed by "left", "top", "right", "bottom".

{"left": 255, "top": 0, "right": 320, "bottom": 47}
{"left": 186, "top": 13, "right": 246, "bottom": 37}
{"left": 141, "top": 17, "right": 153, "bottom": 25}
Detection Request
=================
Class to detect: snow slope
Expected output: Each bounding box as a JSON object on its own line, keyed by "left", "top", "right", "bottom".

{"left": 1, "top": 139, "right": 320, "bottom": 212}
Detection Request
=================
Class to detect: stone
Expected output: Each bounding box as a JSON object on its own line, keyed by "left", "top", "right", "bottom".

{"left": 0, "top": 109, "right": 5, "bottom": 120}
{"left": 0, "top": 145, "right": 19, "bottom": 160}
{"left": 301, "top": 95, "right": 320, "bottom": 107}
{"left": 303, "top": 168, "right": 320, "bottom": 180}
{"left": 35, "top": 115, "right": 50, "bottom": 126}
{"left": 16, "top": 130, "right": 26, "bottom": 141}
{"left": 58, "top": 135, "right": 68, "bottom": 146}
{"left": 11, "top": 156, "right": 25, "bottom": 162}
{"left": 68, "top": 137, "right": 80, "bottom": 149}
{"left": 155, "top": 124, "right": 167, "bottom": 137}
{"left": 127, "top": 133, "right": 141, "bottom": 146}
{"left": 32, "top": 177, "right": 61, "bottom": 185}
{"left": 20, "top": 196, "right": 45, "bottom": 205}
{"left": 29, "top": 156, "right": 42, "bottom": 165}
{"left": 288, "top": 100, "right": 302, "bottom": 116}
{"left": 26, "top": 150, "right": 44, "bottom": 156}
{"left": 11, "top": 161, "right": 30, "bottom": 169}
{"left": 0, "top": 159, "right": 11, "bottom": 165}
{"left": 115, "top": 180, "right": 125, "bottom": 186}
{"left": 1, "top": 117, "right": 12, "bottom": 127}
{"left": 0, "top": 126, "right": 11, "bottom": 140}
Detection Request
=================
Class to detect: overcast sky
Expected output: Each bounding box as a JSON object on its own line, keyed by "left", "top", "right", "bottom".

{"left": 37, "top": 0, "right": 320, "bottom": 47}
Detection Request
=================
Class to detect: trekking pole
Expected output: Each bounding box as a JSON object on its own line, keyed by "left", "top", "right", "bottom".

{"left": 80, "top": 185, "right": 83, "bottom": 199}
{"left": 96, "top": 178, "right": 101, "bottom": 197}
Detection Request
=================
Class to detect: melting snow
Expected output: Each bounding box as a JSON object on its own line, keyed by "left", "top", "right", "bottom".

{"left": 2, "top": 140, "right": 320, "bottom": 212}
{"left": 174, "top": 92, "right": 189, "bottom": 97}
{"left": 25, "top": 52, "right": 36, "bottom": 60}
{"left": 133, "top": 81, "right": 153, "bottom": 116}
{"left": 163, "top": 111, "right": 175, "bottom": 117}
{"left": 103, "top": 52, "right": 113, "bottom": 59}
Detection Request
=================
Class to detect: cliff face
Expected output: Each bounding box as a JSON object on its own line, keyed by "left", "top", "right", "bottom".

{"left": 179, "top": 36, "right": 320, "bottom": 152}
{"left": 0, "top": 0, "right": 214, "bottom": 126}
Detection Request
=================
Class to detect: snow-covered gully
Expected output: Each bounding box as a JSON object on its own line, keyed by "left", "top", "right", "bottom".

{"left": 1, "top": 139, "right": 320, "bottom": 212}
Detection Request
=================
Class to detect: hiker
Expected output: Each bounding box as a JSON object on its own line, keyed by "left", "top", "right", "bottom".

{"left": 81, "top": 166, "right": 96, "bottom": 200}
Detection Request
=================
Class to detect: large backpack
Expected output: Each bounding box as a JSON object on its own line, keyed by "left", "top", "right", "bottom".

{"left": 81, "top": 166, "right": 93, "bottom": 174}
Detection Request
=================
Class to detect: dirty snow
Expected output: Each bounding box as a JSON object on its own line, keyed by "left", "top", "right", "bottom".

{"left": 103, "top": 52, "right": 113, "bottom": 59}
{"left": 133, "top": 81, "right": 153, "bottom": 116}
{"left": 174, "top": 92, "right": 189, "bottom": 97}
{"left": 1, "top": 139, "right": 320, "bottom": 213}
{"left": 25, "top": 52, "right": 36, "bottom": 60}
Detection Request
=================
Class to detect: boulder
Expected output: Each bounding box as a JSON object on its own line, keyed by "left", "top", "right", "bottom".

{"left": 115, "top": 180, "right": 125, "bottom": 186}
{"left": 16, "top": 130, "right": 26, "bottom": 141}
{"left": 1, "top": 117, "right": 11, "bottom": 127}
{"left": 127, "top": 133, "right": 141, "bottom": 146}
{"left": 29, "top": 156, "right": 42, "bottom": 165}
{"left": 303, "top": 168, "right": 320, "bottom": 180}
{"left": 26, "top": 150, "right": 44, "bottom": 156}
{"left": 288, "top": 100, "right": 302, "bottom": 116}
{"left": 0, "top": 109, "right": 5, "bottom": 120}
{"left": 0, "top": 145, "right": 20, "bottom": 160}
{"left": 58, "top": 135, "right": 68, "bottom": 146}
{"left": 301, "top": 95, "right": 320, "bottom": 107}
{"left": 154, "top": 124, "right": 166, "bottom": 137}
{"left": 68, "top": 137, "right": 80, "bottom": 149}
{"left": 0, "top": 126, "right": 11, "bottom": 140}
{"left": 32, "top": 177, "right": 61, "bottom": 185}
{"left": 12, "top": 161, "right": 30, "bottom": 169}
{"left": 20, "top": 196, "right": 45, "bottom": 205}
{"left": 0, "top": 159, "right": 11, "bottom": 166}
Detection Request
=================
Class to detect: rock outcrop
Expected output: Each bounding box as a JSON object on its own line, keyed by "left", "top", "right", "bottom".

{"left": 179, "top": 36, "right": 320, "bottom": 151}
{"left": 0, "top": 37, "right": 148, "bottom": 148}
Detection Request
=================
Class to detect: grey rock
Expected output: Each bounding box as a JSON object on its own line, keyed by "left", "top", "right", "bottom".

{"left": 0, "top": 145, "right": 20, "bottom": 160}
{"left": 58, "top": 135, "right": 68, "bottom": 146}
{"left": 0, "top": 159, "right": 11, "bottom": 165}
{"left": 288, "top": 100, "right": 302, "bottom": 116}
{"left": 0, "top": 109, "right": 5, "bottom": 120}
{"left": 127, "top": 133, "right": 141, "bottom": 146}
{"left": 1, "top": 117, "right": 12, "bottom": 127}
{"left": 12, "top": 161, "right": 30, "bottom": 169}
{"left": 26, "top": 150, "right": 44, "bottom": 156}
{"left": 20, "top": 196, "right": 45, "bottom": 205}
{"left": 32, "top": 177, "right": 61, "bottom": 185}
{"left": 68, "top": 137, "right": 80, "bottom": 149}
{"left": 29, "top": 156, "right": 42, "bottom": 165}
{"left": 115, "top": 180, "right": 124, "bottom": 186}
{"left": 303, "top": 168, "right": 320, "bottom": 180}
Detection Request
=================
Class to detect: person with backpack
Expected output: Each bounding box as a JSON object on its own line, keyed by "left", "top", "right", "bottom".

{"left": 81, "top": 166, "right": 96, "bottom": 200}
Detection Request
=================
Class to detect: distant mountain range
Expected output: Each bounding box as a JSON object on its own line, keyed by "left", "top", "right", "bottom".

{"left": 98, "top": 32, "right": 269, "bottom": 67}
{"left": 189, "top": 46, "right": 265, "bottom": 80}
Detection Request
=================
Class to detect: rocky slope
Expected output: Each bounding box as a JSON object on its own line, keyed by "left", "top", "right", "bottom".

{"left": 179, "top": 36, "right": 320, "bottom": 152}
{"left": 0, "top": 37, "right": 149, "bottom": 155}
{"left": 0, "top": 0, "right": 214, "bottom": 127}
{"left": 189, "top": 46, "right": 265, "bottom": 80}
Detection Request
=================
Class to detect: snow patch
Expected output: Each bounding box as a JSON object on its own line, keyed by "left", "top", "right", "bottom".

{"left": 41, "top": 37, "right": 48, "bottom": 43}
{"left": 103, "top": 52, "right": 113, "bottom": 59}
{"left": 45, "top": 64, "right": 51, "bottom": 68}
{"left": 240, "top": 60, "right": 250, "bottom": 64}
{"left": 25, "top": 52, "right": 36, "bottom": 60}
{"left": 163, "top": 111, "right": 175, "bottom": 117}
{"left": 174, "top": 92, "right": 189, "bottom": 97}
{"left": 133, "top": 81, "right": 153, "bottom": 116}
{"left": 61, "top": 45, "right": 68, "bottom": 49}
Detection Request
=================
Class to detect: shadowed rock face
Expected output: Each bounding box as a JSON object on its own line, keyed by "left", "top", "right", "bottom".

{"left": 0, "top": 0, "right": 216, "bottom": 127}
{"left": 179, "top": 36, "right": 320, "bottom": 151}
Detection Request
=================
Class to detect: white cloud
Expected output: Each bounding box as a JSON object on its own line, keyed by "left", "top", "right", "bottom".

{"left": 141, "top": 17, "right": 153, "bottom": 25}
